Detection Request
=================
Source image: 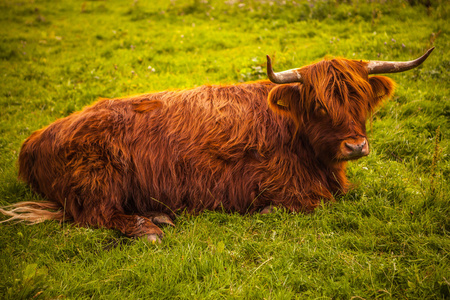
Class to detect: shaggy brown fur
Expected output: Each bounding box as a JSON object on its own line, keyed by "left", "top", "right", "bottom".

{"left": 0, "top": 57, "right": 395, "bottom": 241}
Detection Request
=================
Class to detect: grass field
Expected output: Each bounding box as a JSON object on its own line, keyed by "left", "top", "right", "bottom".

{"left": 0, "top": 0, "right": 449, "bottom": 298}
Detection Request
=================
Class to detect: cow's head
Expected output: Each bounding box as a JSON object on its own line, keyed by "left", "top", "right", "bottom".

{"left": 267, "top": 48, "right": 434, "bottom": 163}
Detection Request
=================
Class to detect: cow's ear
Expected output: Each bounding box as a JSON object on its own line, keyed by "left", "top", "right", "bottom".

{"left": 368, "top": 76, "right": 396, "bottom": 110}
{"left": 267, "top": 84, "right": 300, "bottom": 118}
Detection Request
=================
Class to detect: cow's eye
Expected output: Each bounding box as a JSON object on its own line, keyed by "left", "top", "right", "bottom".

{"left": 316, "top": 107, "right": 327, "bottom": 117}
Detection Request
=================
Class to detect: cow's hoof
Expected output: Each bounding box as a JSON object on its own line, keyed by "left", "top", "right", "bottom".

{"left": 260, "top": 205, "right": 275, "bottom": 214}
{"left": 141, "top": 233, "right": 162, "bottom": 244}
{"left": 152, "top": 214, "right": 175, "bottom": 227}
{"left": 144, "top": 212, "right": 175, "bottom": 227}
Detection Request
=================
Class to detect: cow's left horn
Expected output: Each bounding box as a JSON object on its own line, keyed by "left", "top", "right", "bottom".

{"left": 366, "top": 47, "right": 435, "bottom": 74}
{"left": 266, "top": 55, "right": 304, "bottom": 84}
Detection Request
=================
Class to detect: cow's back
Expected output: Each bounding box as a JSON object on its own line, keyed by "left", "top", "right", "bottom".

{"left": 122, "top": 81, "right": 291, "bottom": 214}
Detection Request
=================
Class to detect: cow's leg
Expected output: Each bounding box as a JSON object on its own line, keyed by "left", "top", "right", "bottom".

{"left": 108, "top": 213, "right": 164, "bottom": 243}
{"left": 142, "top": 211, "right": 175, "bottom": 227}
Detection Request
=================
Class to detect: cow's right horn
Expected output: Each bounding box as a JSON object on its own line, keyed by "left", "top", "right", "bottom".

{"left": 266, "top": 55, "right": 304, "bottom": 84}
{"left": 366, "top": 47, "right": 435, "bottom": 74}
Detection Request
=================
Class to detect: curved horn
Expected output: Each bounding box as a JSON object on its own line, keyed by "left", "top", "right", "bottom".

{"left": 367, "top": 47, "right": 434, "bottom": 74}
{"left": 266, "top": 55, "right": 303, "bottom": 84}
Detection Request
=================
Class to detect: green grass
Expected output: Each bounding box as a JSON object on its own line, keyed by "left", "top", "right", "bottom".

{"left": 0, "top": 0, "right": 449, "bottom": 298}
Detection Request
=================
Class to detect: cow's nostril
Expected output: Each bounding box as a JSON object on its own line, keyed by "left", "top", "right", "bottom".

{"left": 345, "top": 142, "right": 357, "bottom": 151}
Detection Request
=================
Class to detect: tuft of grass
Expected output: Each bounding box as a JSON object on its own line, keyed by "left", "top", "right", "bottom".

{"left": 430, "top": 126, "right": 441, "bottom": 197}
{"left": 0, "top": 0, "right": 449, "bottom": 299}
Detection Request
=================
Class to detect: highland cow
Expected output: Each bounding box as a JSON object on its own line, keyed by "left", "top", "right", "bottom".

{"left": 0, "top": 48, "right": 434, "bottom": 242}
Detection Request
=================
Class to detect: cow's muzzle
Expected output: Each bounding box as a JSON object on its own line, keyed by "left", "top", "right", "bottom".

{"left": 340, "top": 137, "right": 369, "bottom": 160}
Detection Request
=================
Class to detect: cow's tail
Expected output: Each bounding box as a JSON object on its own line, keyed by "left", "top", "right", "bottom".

{"left": 0, "top": 201, "right": 68, "bottom": 224}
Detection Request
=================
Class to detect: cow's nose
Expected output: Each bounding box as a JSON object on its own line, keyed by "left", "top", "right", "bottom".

{"left": 342, "top": 138, "right": 369, "bottom": 159}
{"left": 345, "top": 140, "right": 366, "bottom": 152}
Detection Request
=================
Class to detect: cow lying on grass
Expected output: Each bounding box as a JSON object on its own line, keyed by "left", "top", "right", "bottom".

{"left": 0, "top": 48, "right": 434, "bottom": 242}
